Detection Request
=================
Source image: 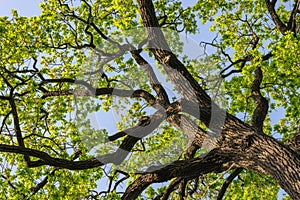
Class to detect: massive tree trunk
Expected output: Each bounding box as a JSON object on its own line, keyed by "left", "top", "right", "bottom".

{"left": 120, "top": 0, "right": 300, "bottom": 199}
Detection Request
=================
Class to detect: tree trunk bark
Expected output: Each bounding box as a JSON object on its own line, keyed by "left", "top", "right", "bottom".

{"left": 135, "top": 0, "right": 300, "bottom": 199}
{"left": 239, "top": 133, "right": 300, "bottom": 199}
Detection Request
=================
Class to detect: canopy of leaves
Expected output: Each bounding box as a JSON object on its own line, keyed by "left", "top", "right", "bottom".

{"left": 0, "top": 0, "right": 299, "bottom": 199}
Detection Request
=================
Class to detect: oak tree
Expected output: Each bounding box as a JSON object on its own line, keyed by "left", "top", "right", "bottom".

{"left": 0, "top": 0, "right": 299, "bottom": 199}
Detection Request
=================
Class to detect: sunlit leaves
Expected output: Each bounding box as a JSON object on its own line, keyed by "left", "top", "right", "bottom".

{"left": 0, "top": 0, "right": 299, "bottom": 199}
{"left": 154, "top": 0, "right": 197, "bottom": 33}
{"left": 224, "top": 171, "right": 279, "bottom": 200}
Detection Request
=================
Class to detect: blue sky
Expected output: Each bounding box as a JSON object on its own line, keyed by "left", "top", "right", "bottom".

{"left": 0, "top": 0, "right": 41, "bottom": 16}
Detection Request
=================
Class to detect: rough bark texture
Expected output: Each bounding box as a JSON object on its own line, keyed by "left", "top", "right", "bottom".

{"left": 121, "top": 0, "right": 300, "bottom": 199}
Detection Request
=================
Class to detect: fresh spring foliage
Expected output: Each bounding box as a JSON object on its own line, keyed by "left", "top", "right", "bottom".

{"left": 0, "top": 0, "right": 299, "bottom": 199}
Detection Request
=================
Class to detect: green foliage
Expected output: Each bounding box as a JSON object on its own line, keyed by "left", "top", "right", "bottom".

{"left": 0, "top": 0, "right": 299, "bottom": 199}
{"left": 223, "top": 171, "right": 279, "bottom": 200}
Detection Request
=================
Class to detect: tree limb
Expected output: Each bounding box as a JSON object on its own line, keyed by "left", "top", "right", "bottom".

{"left": 153, "top": 178, "right": 183, "bottom": 200}
{"left": 216, "top": 168, "right": 243, "bottom": 200}
{"left": 251, "top": 66, "right": 269, "bottom": 133}
{"left": 264, "top": 0, "right": 288, "bottom": 34}
{"left": 131, "top": 50, "right": 170, "bottom": 107}
{"left": 0, "top": 109, "right": 164, "bottom": 169}
{"left": 287, "top": 0, "right": 300, "bottom": 33}
{"left": 8, "top": 95, "right": 31, "bottom": 165}
{"left": 137, "top": 0, "right": 211, "bottom": 107}
{"left": 42, "top": 88, "right": 157, "bottom": 106}
{"left": 122, "top": 148, "right": 233, "bottom": 200}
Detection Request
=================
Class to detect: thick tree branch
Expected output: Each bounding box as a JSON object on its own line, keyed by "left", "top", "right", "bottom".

{"left": 0, "top": 95, "right": 10, "bottom": 100}
{"left": 123, "top": 130, "right": 300, "bottom": 199}
{"left": 131, "top": 50, "right": 170, "bottom": 107}
{"left": 288, "top": 0, "right": 300, "bottom": 33}
{"left": 137, "top": 0, "right": 211, "bottom": 107}
{"left": 241, "top": 133, "right": 300, "bottom": 199}
{"left": 122, "top": 149, "right": 233, "bottom": 200}
{"left": 251, "top": 66, "right": 269, "bottom": 133}
{"left": 264, "top": 0, "right": 288, "bottom": 34}
{"left": 0, "top": 110, "right": 164, "bottom": 169}
{"left": 167, "top": 114, "right": 207, "bottom": 149}
{"left": 42, "top": 88, "right": 157, "bottom": 106}
{"left": 137, "top": 1, "right": 256, "bottom": 147}
{"left": 8, "top": 96, "right": 31, "bottom": 164}
{"left": 0, "top": 144, "right": 102, "bottom": 169}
